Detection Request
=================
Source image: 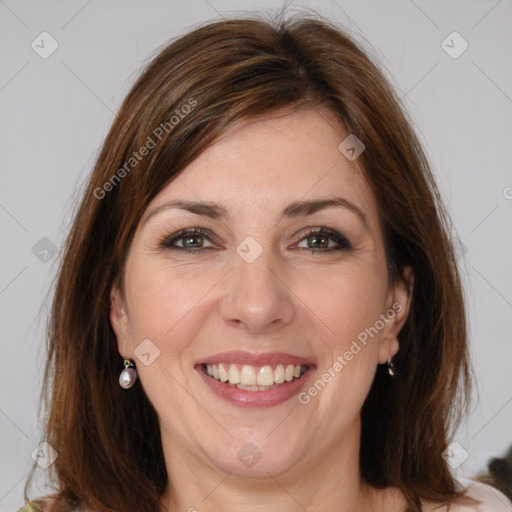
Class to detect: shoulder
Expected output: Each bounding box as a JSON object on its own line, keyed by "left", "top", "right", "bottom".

{"left": 449, "top": 477, "right": 512, "bottom": 511}
{"left": 17, "top": 500, "right": 87, "bottom": 512}
{"left": 17, "top": 503, "right": 42, "bottom": 512}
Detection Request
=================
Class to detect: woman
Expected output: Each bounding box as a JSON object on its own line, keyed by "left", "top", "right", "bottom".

{"left": 20, "top": 10, "right": 512, "bottom": 512}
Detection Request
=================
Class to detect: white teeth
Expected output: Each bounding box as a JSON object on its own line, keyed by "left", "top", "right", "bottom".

{"left": 274, "top": 364, "right": 285, "bottom": 384}
{"left": 228, "top": 364, "right": 241, "bottom": 384}
{"left": 240, "top": 365, "right": 257, "bottom": 385}
{"left": 205, "top": 362, "right": 308, "bottom": 387}
{"left": 257, "top": 366, "right": 275, "bottom": 386}
{"left": 237, "top": 384, "right": 263, "bottom": 391}
{"left": 218, "top": 363, "right": 229, "bottom": 382}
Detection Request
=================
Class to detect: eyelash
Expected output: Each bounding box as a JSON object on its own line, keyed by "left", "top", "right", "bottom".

{"left": 159, "top": 227, "right": 352, "bottom": 254}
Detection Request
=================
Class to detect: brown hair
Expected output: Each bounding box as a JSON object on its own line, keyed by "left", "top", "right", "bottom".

{"left": 24, "top": 9, "right": 475, "bottom": 512}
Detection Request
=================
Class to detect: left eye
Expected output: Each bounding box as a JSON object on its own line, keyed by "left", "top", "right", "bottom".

{"left": 294, "top": 227, "right": 352, "bottom": 252}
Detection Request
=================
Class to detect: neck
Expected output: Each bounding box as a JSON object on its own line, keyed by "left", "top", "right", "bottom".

{"left": 158, "top": 417, "right": 401, "bottom": 512}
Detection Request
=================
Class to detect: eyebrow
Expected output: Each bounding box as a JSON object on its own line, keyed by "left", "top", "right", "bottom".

{"left": 143, "top": 197, "right": 369, "bottom": 229}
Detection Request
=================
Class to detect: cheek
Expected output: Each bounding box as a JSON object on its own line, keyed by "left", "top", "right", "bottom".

{"left": 124, "top": 259, "right": 221, "bottom": 346}
{"left": 297, "top": 259, "right": 386, "bottom": 416}
{"left": 309, "top": 261, "right": 387, "bottom": 346}
{"left": 122, "top": 262, "right": 211, "bottom": 407}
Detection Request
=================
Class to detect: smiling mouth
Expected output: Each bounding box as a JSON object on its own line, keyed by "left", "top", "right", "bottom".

{"left": 201, "top": 363, "right": 309, "bottom": 391}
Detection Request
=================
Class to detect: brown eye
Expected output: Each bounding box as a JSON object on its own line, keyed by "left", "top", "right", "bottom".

{"left": 295, "top": 227, "right": 351, "bottom": 253}
{"left": 160, "top": 228, "right": 216, "bottom": 253}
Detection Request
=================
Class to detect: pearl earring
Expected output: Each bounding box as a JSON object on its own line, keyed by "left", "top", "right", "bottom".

{"left": 119, "top": 359, "right": 137, "bottom": 389}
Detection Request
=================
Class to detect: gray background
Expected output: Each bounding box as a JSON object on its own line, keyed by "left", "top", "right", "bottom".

{"left": 1, "top": 0, "right": 511, "bottom": 510}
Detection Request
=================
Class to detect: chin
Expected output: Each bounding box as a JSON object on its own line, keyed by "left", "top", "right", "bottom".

{"left": 206, "top": 433, "right": 305, "bottom": 479}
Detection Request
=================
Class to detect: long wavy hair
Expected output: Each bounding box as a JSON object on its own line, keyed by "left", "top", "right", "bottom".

{"left": 24, "top": 9, "right": 475, "bottom": 512}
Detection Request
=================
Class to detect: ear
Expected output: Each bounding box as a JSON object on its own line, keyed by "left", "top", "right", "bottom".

{"left": 377, "top": 266, "right": 414, "bottom": 364}
{"left": 110, "top": 283, "right": 134, "bottom": 359}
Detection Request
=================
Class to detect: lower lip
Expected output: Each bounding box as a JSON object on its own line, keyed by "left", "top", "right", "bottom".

{"left": 196, "top": 366, "right": 315, "bottom": 408}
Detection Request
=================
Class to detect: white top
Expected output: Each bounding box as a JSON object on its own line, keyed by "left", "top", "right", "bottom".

{"left": 438, "top": 477, "right": 512, "bottom": 511}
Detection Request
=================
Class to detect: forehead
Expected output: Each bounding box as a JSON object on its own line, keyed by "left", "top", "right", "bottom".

{"left": 146, "top": 108, "right": 378, "bottom": 227}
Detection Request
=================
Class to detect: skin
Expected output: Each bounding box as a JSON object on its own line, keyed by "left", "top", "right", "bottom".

{"left": 110, "top": 107, "right": 414, "bottom": 512}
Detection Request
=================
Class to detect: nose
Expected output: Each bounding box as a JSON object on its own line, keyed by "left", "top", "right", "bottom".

{"left": 219, "top": 242, "right": 295, "bottom": 335}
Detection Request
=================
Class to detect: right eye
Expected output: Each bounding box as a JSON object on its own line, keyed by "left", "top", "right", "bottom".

{"left": 160, "top": 228, "right": 218, "bottom": 253}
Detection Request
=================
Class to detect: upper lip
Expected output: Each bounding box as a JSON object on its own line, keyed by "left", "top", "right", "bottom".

{"left": 195, "top": 351, "right": 316, "bottom": 368}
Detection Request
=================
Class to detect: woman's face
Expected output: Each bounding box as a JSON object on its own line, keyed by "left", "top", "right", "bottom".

{"left": 111, "top": 107, "right": 411, "bottom": 480}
